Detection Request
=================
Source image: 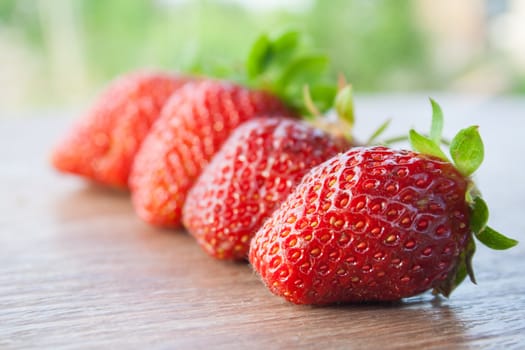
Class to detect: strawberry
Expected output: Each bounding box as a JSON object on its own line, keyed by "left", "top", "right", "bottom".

{"left": 51, "top": 71, "right": 190, "bottom": 188}
{"left": 182, "top": 117, "right": 348, "bottom": 260}
{"left": 249, "top": 100, "right": 517, "bottom": 305}
{"left": 130, "top": 80, "right": 292, "bottom": 227}
{"left": 130, "top": 31, "right": 339, "bottom": 227}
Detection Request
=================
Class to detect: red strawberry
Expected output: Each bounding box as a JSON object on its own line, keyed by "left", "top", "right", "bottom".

{"left": 51, "top": 71, "right": 190, "bottom": 188}
{"left": 130, "top": 31, "right": 345, "bottom": 227}
{"left": 130, "top": 80, "right": 293, "bottom": 227}
{"left": 250, "top": 146, "right": 469, "bottom": 304}
{"left": 249, "top": 101, "right": 517, "bottom": 305}
{"left": 182, "top": 117, "right": 348, "bottom": 260}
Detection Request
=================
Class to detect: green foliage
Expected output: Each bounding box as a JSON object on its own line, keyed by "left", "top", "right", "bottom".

{"left": 0, "top": 0, "right": 17, "bottom": 22}
{"left": 449, "top": 126, "right": 484, "bottom": 177}
{"left": 246, "top": 34, "right": 271, "bottom": 79}
{"left": 409, "top": 129, "right": 448, "bottom": 161}
{"left": 80, "top": 0, "right": 159, "bottom": 77}
{"left": 476, "top": 226, "right": 519, "bottom": 250}
{"left": 77, "top": 0, "right": 262, "bottom": 80}
{"left": 305, "top": 0, "right": 428, "bottom": 90}
{"left": 275, "top": 53, "right": 334, "bottom": 111}
{"left": 0, "top": 0, "right": 44, "bottom": 47}
{"left": 470, "top": 196, "right": 517, "bottom": 250}
{"left": 429, "top": 98, "right": 444, "bottom": 144}
{"left": 241, "top": 31, "right": 336, "bottom": 114}
{"left": 510, "top": 74, "right": 525, "bottom": 94}
{"left": 470, "top": 196, "right": 489, "bottom": 234}
{"left": 410, "top": 99, "right": 518, "bottom": 297}
{"left": 0, "top": 0, "right": 431, "bottom": 93}
{"left": 307, "top": 84, "right": 338, "bottom": 114}
{"left": 335, "top": 85, "right": 354, "bottom": 127}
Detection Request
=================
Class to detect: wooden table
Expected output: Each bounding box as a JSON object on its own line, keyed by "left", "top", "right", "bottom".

{"left": 1, "top": 95, "right": 524, "bottom": 349}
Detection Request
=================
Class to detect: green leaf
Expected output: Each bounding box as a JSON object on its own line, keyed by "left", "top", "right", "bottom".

{"left": 470, "top": 196, "right": 489, "bottom": 233}
{"left": 429, "top": 98, "right": 444, "bottom": 143}
{"left": 449, "top": 126, "right": 484, "bottom": 177}
{"left": 242, "top": 32, "right": 336, "bottom": 112}
{"left": 409, "top": 129, "right": 449, "bottom": 161}
{"left": 301, "top": 85, "right": 320, "bottom": 118}
{"left": 455, "top": 238, "right": 477, "bottom": 287}
{"left": 308, "top": 84, "right": 337, "bottom": 114}
{"left": 271, "top": 30, "right": 299, "bottom": 61}
{"left": 464, "top": 238, "right": 477, "bottom": 284}
{"left": 335, "top": 85, "right": 354, "bottom": 128}
{"left": 475, "top": 226, "right": 518, "bottom": 250}
{"left": 277, "top": 54, "right": 330, "bottom": 91}
{"left": 246, "top": 34, "right": 271, "bottom": 80}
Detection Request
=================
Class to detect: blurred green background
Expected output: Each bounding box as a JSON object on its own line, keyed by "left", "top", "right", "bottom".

{"left": 1, "top": 0, "right": 525, "bottom": 114}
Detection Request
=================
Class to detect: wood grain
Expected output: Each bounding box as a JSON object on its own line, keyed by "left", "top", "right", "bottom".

{"left": 1, "top": 96, "right": 525, "bottom": 349}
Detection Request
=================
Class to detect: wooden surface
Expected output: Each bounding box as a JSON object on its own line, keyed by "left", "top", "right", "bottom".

{"left": 1, "top": 95, "right": 525, "bottom": 349}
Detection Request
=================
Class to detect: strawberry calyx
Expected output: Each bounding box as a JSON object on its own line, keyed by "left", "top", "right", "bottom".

{"left": 409, "top": 99, "right": 518, "bottom": 297}
{"left": 302, "top": 82, "right": 356, "bottom": 143}
{"left": 244, "top": 30, "right": 337, "bottom": 116}
{"left": 190, "top": 31, "right": 357, "bottom": 141}
{"left": 335, "top": 84, "right": 355, "bottom": 128}
{"left": 186, "top": 30, "right": 337, "bottom": 116}
{"left": 370, "top": 100, "right": 452, "bottom": 148}
{"left": 334, "top": 84, "right": 355, "bottom": 143}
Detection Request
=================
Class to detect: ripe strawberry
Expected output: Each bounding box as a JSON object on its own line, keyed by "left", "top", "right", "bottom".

{"left": 250, "top": 146, "right": 467, "bottom": 304}
{"left": 130, "top": 80, "right": 293, "bottom": 227}
{"left": 249, "top": 100, "right": 517, "bottom": 305}
{"left": 130, "top": 31, "right": 343, "bottom": 227}
{"left": 51, "top": 71, "right": 190, "bottom": 188}
{"left": 182, "top": 117, "right": 348, "bottom": 260}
